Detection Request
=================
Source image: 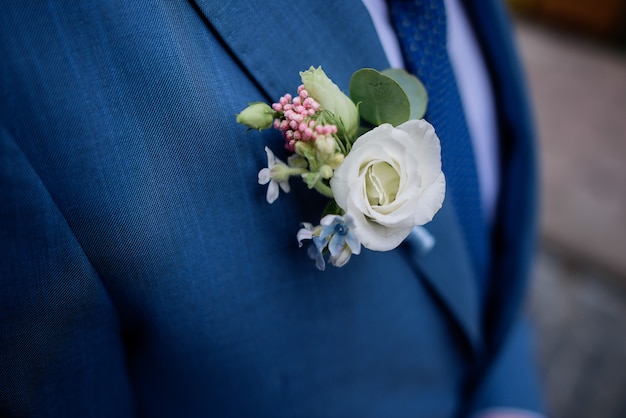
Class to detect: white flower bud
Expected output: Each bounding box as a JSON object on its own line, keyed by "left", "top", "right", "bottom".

{"left": 315, "top": 134, "right": 337, "bottom": 157}
{"left": 319, "top": 165, "right": 333, "bottom": 179}
{"left": 300, "top": 66, "right": 359, "bottom": 140}
{"left": 295, "top": 141, "right": 314, "bottom": 158}
{"left": 236, "top": 102, "right": 274, "bottom": 130}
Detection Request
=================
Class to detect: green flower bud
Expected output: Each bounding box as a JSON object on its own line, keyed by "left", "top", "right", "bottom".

{"left": 320, "top": 165, "right": 334, "bottom": 179}
{"left": 287, "top": 154, "right": 308, "bottom": 169}
{"left": 295, "top": 141, "right": 314, "bottom": 159}
{"left": 315, "top": 134, "right": 337, "bottom": 158}
{"left": 236, "top": 102, "right": 274, "bottom": 130}
{"left": 300, "top": 66, "right": 359, "bottom": 140}
{"left": 329, "top": 153, "right": 344, "bottom": 168}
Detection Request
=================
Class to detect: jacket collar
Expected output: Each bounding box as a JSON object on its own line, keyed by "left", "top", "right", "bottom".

{"left": 191, "top": 0, "right": 482, "bottom": 351}
{"left": 190, "top": 0, "right": 388, "bottom": 100}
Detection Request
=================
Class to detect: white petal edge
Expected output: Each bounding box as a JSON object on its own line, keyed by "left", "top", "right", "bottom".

{"left": 266, "top": 180, "right": 279, "bottom": 204}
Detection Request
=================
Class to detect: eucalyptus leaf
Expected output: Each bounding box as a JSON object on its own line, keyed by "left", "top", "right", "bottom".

{"left": 349, "top": 68, "right": 410, "bottom": 126}
{"left": 382, "top": 68, "right": 428, "bottom": 120}
{"left": 355, "top": 126, "right": 370, "bottom": 138}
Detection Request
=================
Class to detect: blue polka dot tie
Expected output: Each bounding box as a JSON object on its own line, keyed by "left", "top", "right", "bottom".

{"left": 388, "top": 0, "right": 490, "bottom": 288}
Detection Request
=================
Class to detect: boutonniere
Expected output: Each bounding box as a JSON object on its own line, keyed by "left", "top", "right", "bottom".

{"left": 237, "top": 67, "right": 445, "bottom": 270}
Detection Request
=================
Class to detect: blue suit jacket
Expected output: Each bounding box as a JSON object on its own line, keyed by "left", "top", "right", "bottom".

{"left": 0, "top": 1, "right": 542, "bottom": 416}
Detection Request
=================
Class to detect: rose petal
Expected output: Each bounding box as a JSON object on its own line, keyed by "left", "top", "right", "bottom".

{"left": 347, "top": 200, "right": 413, "bottom": 251}
{"left": 412, "top": 172, "right": 446, "bottom": 225}
{"left": 398, "top": 120, "right": 442, "bottom": 185}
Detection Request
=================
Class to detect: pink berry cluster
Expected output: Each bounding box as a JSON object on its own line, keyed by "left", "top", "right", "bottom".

{"left": 272, "top": 85, "right": 338, "bottom": 152}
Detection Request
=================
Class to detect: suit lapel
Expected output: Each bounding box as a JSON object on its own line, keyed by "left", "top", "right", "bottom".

{"left": 404, "top": 196, "right": 481, "bottom": 350}
{"left": 190, "top": 0, "right": 481, "bottom": 351}
{"left": 190, "top": 0, "right": 389, "bottom": 99}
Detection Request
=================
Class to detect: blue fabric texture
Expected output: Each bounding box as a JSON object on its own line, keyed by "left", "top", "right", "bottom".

{"left": 0, "top": 1, "right": 542, "bottom": 416}
{"left": 470, "top": 319, "right": 546, "bottom": 413}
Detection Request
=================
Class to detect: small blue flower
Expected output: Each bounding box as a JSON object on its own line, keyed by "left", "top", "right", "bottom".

{"left": 307, "top": 243, "right": 326, "bottom": 271}
{"left": 297, "top": 222, "right": 326, "bottom": 270}
{"left": 317, "top": 214, "right": 360, "bottom": 258}
{"left": 298, "top": 214, "right": 361, "bottom": 270}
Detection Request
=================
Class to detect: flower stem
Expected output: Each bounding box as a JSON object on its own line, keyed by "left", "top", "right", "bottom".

{"left": 284, "top": 167, "right": 309, "bottom": 176}
{"left": 314, "top": 181, "right": 334, "bottom": 198}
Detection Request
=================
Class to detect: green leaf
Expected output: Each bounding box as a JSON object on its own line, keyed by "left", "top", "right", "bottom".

{"left": 321, "top": 200, "right": 343, "bottom": 217}
{"left": 349, "top": 68, "right": 410, "bottom": 126}
{"left": 382, "top": 69, "right": 428, "bottom": 120}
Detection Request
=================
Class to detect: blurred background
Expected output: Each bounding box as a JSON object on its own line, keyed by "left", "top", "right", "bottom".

{"left": 505, "top": 0, "right": 626, "bottom": 417}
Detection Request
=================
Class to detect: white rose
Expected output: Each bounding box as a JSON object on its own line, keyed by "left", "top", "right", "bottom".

{"left": 330, "top": 120, "right": 445, "bottom": 251}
